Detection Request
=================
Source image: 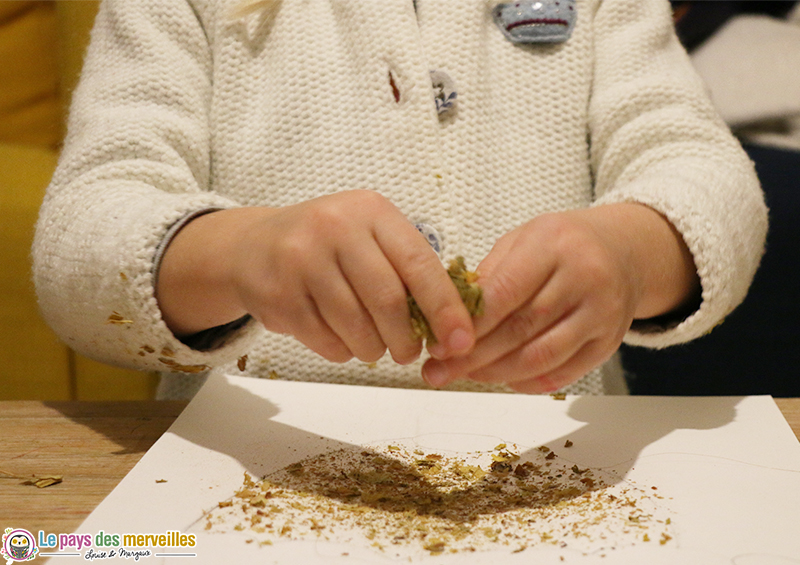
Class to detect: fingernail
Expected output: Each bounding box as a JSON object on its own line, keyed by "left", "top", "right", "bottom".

{"left": 423, "top": 362, "right": 449, "bottom": 388}
{"left": 427, "top": 341, "right": 446, "bottom": 360}
{"left": 448, "top": 328, "right": 473, "bottom": 355}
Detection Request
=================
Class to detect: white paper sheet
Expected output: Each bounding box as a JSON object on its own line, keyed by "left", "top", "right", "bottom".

{"left": 72, "top": 374, "right": 800, "bottom": 564}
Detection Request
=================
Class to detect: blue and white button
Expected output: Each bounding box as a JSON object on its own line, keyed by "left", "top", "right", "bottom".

{"left": 430, "top": 70, "right": 457, "bottom": 115}
{"left": 415, "top": 223, "right": 443, "bottom": 254}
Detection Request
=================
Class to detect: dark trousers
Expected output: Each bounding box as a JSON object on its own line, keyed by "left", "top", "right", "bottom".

{"left": 622, "top": 143, "right": 800, "bottom": 397}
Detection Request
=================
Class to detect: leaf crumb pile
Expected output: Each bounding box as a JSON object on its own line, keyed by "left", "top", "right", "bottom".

{"left": 203, "top": 441, "right": 673, "bottom": 558}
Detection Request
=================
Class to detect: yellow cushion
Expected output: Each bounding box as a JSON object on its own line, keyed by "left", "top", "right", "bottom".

{"left": 55, "top": 1, "right": 101, "bottom": 109}
{"left": 0, "top": 2, "right": 61, "bottom": 148}
{"left": 0, "top": 143, "right": 159, "bottom": 400}
{"left": 0, "top": 143, "right": 70, "bottom": 399}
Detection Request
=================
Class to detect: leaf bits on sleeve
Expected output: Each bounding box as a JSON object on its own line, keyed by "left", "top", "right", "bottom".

{"left": 408, "top": 256, "right": 484, "bottom": 343}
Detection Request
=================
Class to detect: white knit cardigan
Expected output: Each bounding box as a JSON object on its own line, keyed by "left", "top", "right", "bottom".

{"left": 33, "top": 0, "right": 767, "bottom": 396}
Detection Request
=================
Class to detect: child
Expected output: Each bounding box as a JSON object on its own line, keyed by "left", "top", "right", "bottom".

{"left": 33, "top": 0, "right": 767, "bottom": 398}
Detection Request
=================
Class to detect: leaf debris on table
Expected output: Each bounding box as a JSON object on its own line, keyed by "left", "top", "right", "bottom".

{"left": 1, "top": 468, "right": 63, "bottom": 488}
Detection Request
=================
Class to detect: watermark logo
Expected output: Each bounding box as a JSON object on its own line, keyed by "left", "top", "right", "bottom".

{"left": 1, "top": 528, "right": 38, "bottom": 563}
{"left": 1, "top": 528, "right": 197, "bottom": 561}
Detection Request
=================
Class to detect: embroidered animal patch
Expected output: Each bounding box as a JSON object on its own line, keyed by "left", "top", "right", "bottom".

{"left": 493, "top": 1, "right": 577, "bottom": 43}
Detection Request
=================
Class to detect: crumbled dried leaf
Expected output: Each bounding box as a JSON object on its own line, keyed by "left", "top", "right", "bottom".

{"left": 453, "top": 461, "right": 486, "bottom": 481}
{"left": 408, "top": 256, "right": 484, "bottom": 343}
{"left": 491, "top": 450, "right": 520, "bottom": 463}
{"left": 238, "top": 355, "right": 248, "bottom": 371}
{"left": 106, "top": 311, "right": 133, "bottom": 325}
{"left": 423, "top": 538, "right": 447, "bottom": 554}
{"left": 489, "top": 461, "right": 513, "bottom": 476}
{"left": 1, "top": 468, "right": 62, "bottom": 488}
{"left": 156, "top": 479, "right": 168, "bottom": 483}
{"left": 513, "top": 462, "right": 534, "bottom": 479}
{"left": 564, "top": 440, "right": 573, "bottom": 448}
{"left": 286, "top": 463, "right": 304, "bottom": 476}
{"left": 207, "top": 442, "right": 674, "bottom": 557}
{"left": 158, "top": 357, "right": 210, "bottom": 373}
{"left": 26, "top": 475, "right": 63, "bottom": 488}
{"left": 550, "top": 393, "right": 567, "bottom": 400}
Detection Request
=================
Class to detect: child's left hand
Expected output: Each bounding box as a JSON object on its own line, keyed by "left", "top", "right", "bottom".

{"left": 422, "top": 203, "right": 699, "bottom": 393}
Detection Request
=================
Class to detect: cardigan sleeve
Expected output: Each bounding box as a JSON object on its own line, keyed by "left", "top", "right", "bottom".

{"left": 32, "top": 0, "right": 262, "bottom": 374}
{"left": 587, "top": 0, "right": 768, "bottom": 348}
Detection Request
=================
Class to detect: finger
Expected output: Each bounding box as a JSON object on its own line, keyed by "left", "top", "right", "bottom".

{"left": 422, "top": 272, "right": 581, "bottom": 387}
{"left": 465, "top": 311, "right": 588, "bottom": 385}
{"left": 305, "top": 262, "right": 388, "bottom": 363}
{"left": 375, "top": 220, "right": 474, "bottom": 359}
{"left": 506, "top": 340, "right": 611, "bottom": 394}
{"left": 337, "top": 241, "right": 423, "bottom": 365}
{"left": 257, "top": 291, "right": 355, "bottom": 363}
{"left": 473, "top": 234, "right": 557, "bottom": 341}
{"left": 471, "top": 228, "right": 519, "bottom": 283}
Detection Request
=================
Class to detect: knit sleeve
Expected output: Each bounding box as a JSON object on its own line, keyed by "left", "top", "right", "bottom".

{"left": 587, "top": 0, "right": 768, "bottom": 348}
{"left": 32, "top": 0, "right": 262, "bottom": 375}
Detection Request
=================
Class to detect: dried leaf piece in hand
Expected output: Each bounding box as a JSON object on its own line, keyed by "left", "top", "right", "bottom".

{"left": 408, "top": 256, "right": 484, "bottom": 343}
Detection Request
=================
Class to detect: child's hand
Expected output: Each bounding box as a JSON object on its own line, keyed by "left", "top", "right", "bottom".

{"left": 422, "top": 204, "right": 698, "bottom": 392}
{"left": 157, "top": 191, "right": 475, "bottom": 365}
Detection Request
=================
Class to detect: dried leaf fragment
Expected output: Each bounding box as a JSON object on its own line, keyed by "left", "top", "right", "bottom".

{"left": 158, "top": 357, "right": 210, "bottom": 373}
{"left": 106, "top": 311, "right": 133, "bottom": 325}
{"left": 26, "top": 475, "right": 63, "bottom": 488}
{"left": 423, "top": 538, "right": 447, "bottom": 554}
{"left": 238, "top": 355, "right": 248, "bottom": 371}
{"left": 1, "top": 468, "right": 62, "bottom": 488}
{"left": 490, "top": 461, "right": 513, "bottom": 476}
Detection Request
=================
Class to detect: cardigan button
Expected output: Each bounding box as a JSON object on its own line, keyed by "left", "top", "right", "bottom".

{"left": 430, "top": 70, "right": 457, "bottom": 115}
{"left": 415, "top": 223, "right": 443, "bottom": 254}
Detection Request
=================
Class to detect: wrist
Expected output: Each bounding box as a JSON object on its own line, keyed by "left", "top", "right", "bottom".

{"left": 589, "top": 203, "right": 700, "bottom": 320}
{"left": 157, "top": 207, "right": 268, "bottom": 336}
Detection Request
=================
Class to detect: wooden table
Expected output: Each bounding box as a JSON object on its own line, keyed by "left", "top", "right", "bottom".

{"left": 1, "top": 398, "right": 798, "bottom": 541}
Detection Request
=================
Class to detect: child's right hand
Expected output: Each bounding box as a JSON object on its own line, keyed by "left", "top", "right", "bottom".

{"left": 156, "top": 190, "right": 475, "bottom": 365}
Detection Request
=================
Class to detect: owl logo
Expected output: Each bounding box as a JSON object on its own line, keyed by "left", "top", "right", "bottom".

{"left": 1, "top": 528, "right": 38, "bottom": 563}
